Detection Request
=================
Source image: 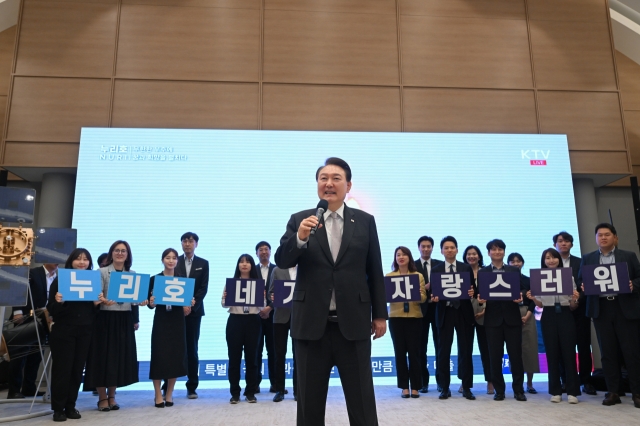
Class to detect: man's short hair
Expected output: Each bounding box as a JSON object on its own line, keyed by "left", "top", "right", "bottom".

{"left": 552, "top": 231, "right": 574, "bottom": 244}
{"left": 595, "top": 223, "right": 617, "bottom": 236}
{"left": 417, "top": 236, "right": 435, "bottom": 247}
{"left": 507, "top": 252, "right": 524, "bottom": 264}
{"left": 255, "top": 241, "right": 271, "bottom": 252}
{"left": 486, "top": 239, "right": 506, "bottom": 251}
{"left": 181, "top": 232, "right": 199, "bottom": 242}
{"left": 440, "top": 236, "right": 458, "bottom": 249}
{"left": 315, "top": 157, "right": 352, "bottom": 182}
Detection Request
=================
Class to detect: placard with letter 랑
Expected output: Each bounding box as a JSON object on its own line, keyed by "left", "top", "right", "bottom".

{"left": 225, "top": 278, "right": 265, "bottom": 307}
{"left": 529, "top": 267, "right": 574, "bottom": 296}
{"left": 581, "top": 263, "right": 630, "bottom": 296}
{"left": 384, "top": 274, "right": 421, "bottom": 303}
{"left": 431, "top": 272, "right": 472, "bottom": 300}
{"left": 272, "top": 279, "right": 295, "bottom": 308}
{"left": 477, "top": 272, "right": 521, "bottom": 300}
{"left": 107, "top": 272, "right": 151, "bottom": 303}
{"left": 58, "top": 268, "right": 101, "bottom": 301}
{"left": 151, "top": 275, "right": 195, "bottom": 307}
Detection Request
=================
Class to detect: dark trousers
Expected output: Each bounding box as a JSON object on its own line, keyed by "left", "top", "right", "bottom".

{"left": 437, "top": 308, "right": 474, "bottom": 390}
{"left": 593, "top": 298, "right": 640, "bottom": 394}
{"left": 295, "top": 321, "right": 378, "bottom": 426}
{"left": 419, "top": 303, "right": 439, "bottom": 387}
{"left": 541, "top": 306, "right": 580, "bottom": 396}
{"left": 8, "top": 350, "right": 42, "bottom": 396}
{"left": 475, "top": 323, "right": 492, "bottom": 382}
{"left": 573, "top": 307, "right": 593, "bottom": 385}
{"left": 184, "top": 315, "right": 202, "bottom": 393}
{"left": 485, "top": 322, "right": 525, "bottom": 394}
{"left": 389, "top": 317, "right": 422, "bottom": 390}
{"left": 226, "top": 314, "right": 261, "bottom": 397}
{"left": 49, "top": 323, "right": 92, "bottom": 412}
{"left": 273, "top": 319, "right": 297, "bottom": 395}
{"left": 257, "top": 310, "right": 275, "bottom": 389}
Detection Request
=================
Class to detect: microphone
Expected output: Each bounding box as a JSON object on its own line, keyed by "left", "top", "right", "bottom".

{"left": 310, "top": 199, "right": 329, "bottom": 235}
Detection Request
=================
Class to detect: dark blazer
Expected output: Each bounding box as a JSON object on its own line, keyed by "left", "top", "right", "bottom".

{"left": 414, "top": 258, "right": 444, "bottom": 316}
{"left": 176, "top": 254, "right": 209, "bottom": 316}
{"left": 275, "top": 204, "right": 387, "bottom": 341}
{"left": 47, "top": 278, "right": 98, "bottom": 326}
{"left": 567, "top": 254, "right": 581, "bottom": 283}
{"left": 268, "top": 266, "right": 294, "bottom": 324}
{"left": 479, "top": 264, "right": 523, "bottom": 327}
{"left": 432, "top": 261, "right": 476, "bottom": 327}
{"left": 579, "top": 248, "right": 640, "bottom": 319}
{"left": 13, "top": 266, "right": 49, "bottom": 316}
{"left": 256, "top": 263, "right": 276, "bottom": 308}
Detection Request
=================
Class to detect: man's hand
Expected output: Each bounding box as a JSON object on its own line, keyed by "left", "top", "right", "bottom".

{"left": 371, "top": 318, "right": 387, "bottom": 340}
{"left": 298, "top": 215, "right": 321, "bottom": 241}
{"left": 467, "top": 286, "right": 474, "bottom": 298}
{"left": 431, "top": 295, "right": 440, "bottom": 303}
{"left": 133, "top": 323, "right": 139, "bottom": 331}
{"left": 259, "top": 306, "right": 272, "bottom": 319}
{"left": 425, "top": 282, "right": 431, "bottom": 291}
{"left": 513, "top": 296, "right": 523, "bottom": 304}
{"left": 183, "top": 306, "right": 191, "bottom": 316}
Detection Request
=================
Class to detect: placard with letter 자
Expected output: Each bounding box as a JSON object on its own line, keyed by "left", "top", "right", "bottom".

{"left": 384, "top": 274, "right": 421, "bottom": 303}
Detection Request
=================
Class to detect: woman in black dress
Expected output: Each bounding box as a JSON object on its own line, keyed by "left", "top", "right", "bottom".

{"left": 148, "top": 248, "right": 195, "bottom": 408}
{"left": 48, "top": 248, "right": 102, "bottom": 422}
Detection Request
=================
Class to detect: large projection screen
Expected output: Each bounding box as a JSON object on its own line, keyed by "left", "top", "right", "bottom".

{"left": 73, "top": 128, "right": 579, "bottom": 389}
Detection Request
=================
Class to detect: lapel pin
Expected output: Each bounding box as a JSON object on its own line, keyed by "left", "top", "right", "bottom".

{"left": 351, "top": 219, "right": 355, "bottom": 222}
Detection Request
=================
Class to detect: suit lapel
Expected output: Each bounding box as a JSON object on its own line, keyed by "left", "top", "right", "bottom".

{"left": 335, "top": 206, "right": 355, "bottom": 265}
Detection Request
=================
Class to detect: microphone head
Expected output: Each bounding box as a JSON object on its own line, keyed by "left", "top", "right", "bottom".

{"left": 317, "top": 199, "right": 329, "bottom": 211}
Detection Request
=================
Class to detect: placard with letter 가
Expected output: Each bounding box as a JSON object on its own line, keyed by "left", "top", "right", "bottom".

{"left": 225, "top": 278, "right": 265, "bottom": 306}
{"left": 151, "top": 275, "right": 195, "bottom": 307}
{"left": 57, "top": 268, "right": 101, "bottom": 301}
{"left": 431, "top": 272, "right": 472, "bottom": 300}
{"left": 581, "top": 263, "right": 630, "bottom": 295}
{"left": 477, "top": 272, "right": 521, "bottom": 300}
{"left": 529, "top": 267, "right": 574, "bottom": 296}
{"left": 384, "top": 274, "right": 421, "bottom": 303}
{"left": 272, "top": 279, "right": 295, "bottom": 308}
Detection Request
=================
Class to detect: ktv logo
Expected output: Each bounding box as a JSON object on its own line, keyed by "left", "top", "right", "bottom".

{"left": 521, "top": 149, "right": 549, "bottom": 166}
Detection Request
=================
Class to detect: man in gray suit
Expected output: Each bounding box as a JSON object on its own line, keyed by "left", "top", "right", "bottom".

{"left": 268, "top": 265, "right": 298, "bottom": 402}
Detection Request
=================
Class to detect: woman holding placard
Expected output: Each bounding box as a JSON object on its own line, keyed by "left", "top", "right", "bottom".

{"left": 47, "top": 248, "right": 103, "bottom": 422}
{"left": 84, "top": 240, "right": 145, "bottom": 412}
{"left": 526, "top": 248, "right": 580, "bottom": 404}
{"left": 148, "top": 248, "right": 195, "bottom": 408}
{"left": 222, "top": 254, "right": 262, "bottom": 404}
{"left": 386, "top": 246, "right": 427, "bottom": 398}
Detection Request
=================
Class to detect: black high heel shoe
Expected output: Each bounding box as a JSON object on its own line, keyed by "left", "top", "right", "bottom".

{"left": 97, "top": 399, "right": 110, "bottom": 412}
{"left": 154, "top": 398, "right": 165, "bottom": 408}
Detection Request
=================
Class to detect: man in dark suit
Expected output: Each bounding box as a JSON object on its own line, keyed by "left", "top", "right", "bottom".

{"left": 414, "top": 236, "right": 443, "bottom": 393}
{"left": 478, "top": 239, "right": 527, "bottom": 402}
{"left": 579, "top": 223, "right": 640, "bottom": 408}
{"left": 255, "top": 241, "right": 276, "bottom": 394}
{"left": 8, "top": 264, "right": 57, "bottom": 399}
{"left": 430, "top": 236, "right": 476, "bottom": 401}
{"left": 554, "top": 231, "right": 596, "bottom": 395}
{"left": 176, "top": 232, "right": 209, "bottom": 399}
{"left": 268, "top": 265, "right": 298, "bottom": 402}
{"left": 275, "top": 157, "right": 387, "bottom": 426}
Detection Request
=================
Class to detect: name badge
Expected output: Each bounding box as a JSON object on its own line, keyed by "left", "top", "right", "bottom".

{"left": 272, "top": 280, "right": 295, "bottom": 308}
{"left": 107, "top": 272, "right": 151, "bottom": 303}
{"left": 225, "top": 278, "right": 265, "bottom": 306}
{"left": 57, "top": 269, "right": 101, "bottom": 301}
{"left": 384, "top": 274, "right": 421, "bottom": 303}
{"left": 582, "top": 263, "right": 630, "bottom": 296}
{"left": 477, "top": 272, "right": 521, "bottom": 300}
{"left": 431, "top": 272, "right": 472, "bottom": 300}
{"left": 529, "top": 267, "right": 574, "bottom": 296}
{"left": 152, "top": 275, "right": 195, "bottom": 306}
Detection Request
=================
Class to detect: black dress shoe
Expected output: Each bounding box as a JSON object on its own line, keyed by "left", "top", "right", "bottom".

{"left": 230, "top": 396, "right": 240, "bottom": 404}
{"left": 493, "top": 393, "right": 505, "bottom": 401}
{"left": 418, "top": 386, "right": 429, "bottom": 393}
{"left": 632, "top": 394, "right": 640, "bottom": 409}
{"left": 602, "top": 393, "right": 621, "bottom": 406}
{"left": 410, "top": 393, "right": 420, "bottom": 399}
{"left": 514, "top": 392, "right": 527, "bottom": 401}
{"left": 64, "top": 409, "right": 81, "bottom": 419}
{"left": 582, "top": 384, "right": 597, "bottom": 395}
{"left": 245, "top": 394, "right": 257, "bottom": 403}
{"left": 401, "top": 393, "right": 410, "bottom": 399}
{"left": 462, "top": 389, "right": 476, "bottom": 400}
{"left": 6, "top": 392, "right": 25, "bottom": 399}
{"left": 53, "top": 411, "right": 67, "bottom": 422}
{"left": 273, "top": 392, "right": 285, "bottom": 402}
{"left": 438, "top": 389, "right": 451, "bottom": 399}
{"left": 526, "top": 387, "right": 537, "bottom": 394}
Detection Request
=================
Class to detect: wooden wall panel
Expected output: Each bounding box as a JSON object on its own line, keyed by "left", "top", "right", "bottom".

{"left": 263, "top": 10, "right": 399, "bottom": 85}
{"left": 0, "top": 26, "right": 16, "bottom": 96}
{"left": 403, "top": 88, "right": 537, "bottom": 133}
{"left": 537, "top": 91, "right": 626, "bottom": 151}
{"left": 3, "top": 142, "right": 78, "bottom": 166}
{"left": 117, "top": 5, "right": 260, "bottom": 82}
{"left": 399, "top": 0, "right": 525, "bottom": 20}
{"left": 401, "top": 15, "right": 532, "bottom": 89}
{"left": 0, "top": 95, "right": 6, "bottom": 140}
{"left": 626, "top": 111, "right": 640, "bottom": 165}
{"left": 569, "top": 151, "right": 630, "bottom": 174}
{"left": 111, "top": 80, "right": 259, "bottom": 129}
{"left": 617, "top": 52, "right": 640, "bottom": 111}
{"left": 15, "top": 0, "right": 117, "bottom": 78}
{"left": 265, "top": 0, "right": 395, "bottom": 14}
{"left": 530, "top": 20, "right": 617, "bottom": 91}
{"left": 262, "top": 84, "right": 401, "bottom": 131}
{"left": 527, "top": 0, "right": 607, "bottom": 23}
{"left": 123, "top": 0, "right": 258, "bottom": 8}
{"left": 6, "top": 77, "right": 111, "bottom": 143}
{"left": 51, "top": 1, "right": 117, "bottom": 4}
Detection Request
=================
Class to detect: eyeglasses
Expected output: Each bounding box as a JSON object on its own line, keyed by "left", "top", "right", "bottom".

{"left": 114, "top": 249, "right": 127, "bottom": 254}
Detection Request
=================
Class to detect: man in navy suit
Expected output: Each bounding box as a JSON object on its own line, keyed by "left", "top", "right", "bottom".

{"left": 176, "top": 232, "right": 209, "bottom": 399}
{"left": 478, "top": 239, "right": 527, "bottom": 402}
{"left": 255, "top": 241, "right": 276, "bottom": 393}
{"left": 414, "top": 236, "right": 443, "bottom": 393}
{"left": 554, "top": 231, "right": 596, "bottom": 395}
{"left": 430, "top": 236, "right": 476, "bottom": 401}
{"left": 579, "top": 223, "right": 640, "bottom": 408}
{"left": 275, "top": 157, "right": 387, "bottom": 426}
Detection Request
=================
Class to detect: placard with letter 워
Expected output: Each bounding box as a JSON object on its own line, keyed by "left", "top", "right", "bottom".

{"left": 582, "top": 263, "right": 630, "bottom": 296}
